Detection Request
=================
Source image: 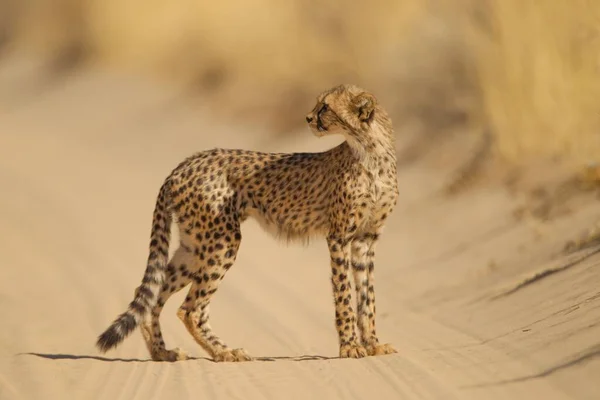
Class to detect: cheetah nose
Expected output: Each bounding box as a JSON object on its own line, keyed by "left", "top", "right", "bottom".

{"left": 306, "top": 116, "right": 313, "bottom": 123}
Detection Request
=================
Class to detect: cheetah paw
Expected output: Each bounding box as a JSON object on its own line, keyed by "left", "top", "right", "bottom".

{"left": 213, "top": 348, "right": 252, "bottom": 362}
{"left": 339, "top": 344, "right": 368, "bottom": 359}
{"left": 366, "top": 343, "right": 397, "bottom": 356}
{"left": 152, "top": 347, "right": 189, "bottom": 362}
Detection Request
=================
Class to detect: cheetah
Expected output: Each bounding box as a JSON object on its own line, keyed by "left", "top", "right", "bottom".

{"left": 96, "top": 84, "right": 399, "bottom": 362}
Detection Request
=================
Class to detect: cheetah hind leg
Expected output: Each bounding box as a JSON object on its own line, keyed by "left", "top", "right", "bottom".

{"left": 140, "top": 246, "right": 194, "bottom": 361}
{"left": 177, "top": 304, "right": 252, "bottom": 362}
{"left": 177, "top": 221, "right": 251, "bottom": 362}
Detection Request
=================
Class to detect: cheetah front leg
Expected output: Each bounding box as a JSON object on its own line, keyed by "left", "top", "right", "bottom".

{"left": 327, "top": 235, "right": 368, "bottom": 359}
{"left": 351, "top": 234, "right": 396, "bottom": 356}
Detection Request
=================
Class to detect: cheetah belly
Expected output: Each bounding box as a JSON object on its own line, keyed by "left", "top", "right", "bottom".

{"left": 245, "top": 208, "right": 282, "bottom": 239}
{"left": 245, "top": 206, "right": 329, "bottom": 243}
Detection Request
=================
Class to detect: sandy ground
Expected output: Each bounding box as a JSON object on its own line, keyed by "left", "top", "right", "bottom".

{"left": 1, "top": 56, "right": 599, "bottom": 400}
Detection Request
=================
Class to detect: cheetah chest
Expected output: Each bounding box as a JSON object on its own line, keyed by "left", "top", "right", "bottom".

{"left": 356, "top": 170, "right": 398, "bottom": 230}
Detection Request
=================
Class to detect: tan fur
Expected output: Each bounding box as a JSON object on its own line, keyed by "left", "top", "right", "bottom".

{"left": 96, "top": 84, "right": 399, "bottom": 361}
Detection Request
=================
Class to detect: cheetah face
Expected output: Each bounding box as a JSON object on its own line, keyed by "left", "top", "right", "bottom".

{"left": 306, "top": 84, "right": 377, "bottom": 138}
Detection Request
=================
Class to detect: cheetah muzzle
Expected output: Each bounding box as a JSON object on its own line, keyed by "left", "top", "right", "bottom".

{"left": 96, "top": 84, "right": 399, "bottom": 362}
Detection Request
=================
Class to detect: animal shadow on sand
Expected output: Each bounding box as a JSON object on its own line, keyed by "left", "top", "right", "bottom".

{"left": 22, "top": 352, "right": 337, "bottom": 363}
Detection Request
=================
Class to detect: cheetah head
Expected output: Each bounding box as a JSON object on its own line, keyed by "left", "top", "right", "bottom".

{"left": 306, "top": 84, "right": 378, "bottom": 138}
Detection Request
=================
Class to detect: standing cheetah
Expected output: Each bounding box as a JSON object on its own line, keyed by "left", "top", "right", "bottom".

{"left": 96, "top": 84, "right": 399, "bottom": 361}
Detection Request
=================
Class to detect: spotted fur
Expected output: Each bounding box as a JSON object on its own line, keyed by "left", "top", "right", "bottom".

{"left": 96, "top": 84, "right": 399, "bottom": 361}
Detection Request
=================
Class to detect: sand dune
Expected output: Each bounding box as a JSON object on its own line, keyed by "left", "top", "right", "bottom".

{"left": 1, "top": 57, "right": 599, "bottom": 400}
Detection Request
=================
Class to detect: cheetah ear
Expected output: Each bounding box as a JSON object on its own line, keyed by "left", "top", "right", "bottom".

{"left": 352, "top": 93, "right": 376, "bottom": 123}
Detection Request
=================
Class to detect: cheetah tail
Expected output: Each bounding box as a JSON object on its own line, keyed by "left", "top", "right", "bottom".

{"left": 96, "top": 180, "right": 172, "bottom": 353}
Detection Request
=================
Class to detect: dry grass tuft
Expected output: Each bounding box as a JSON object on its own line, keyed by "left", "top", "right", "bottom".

{"left": 466, "top": 0, "right": 600, "bottom": 163}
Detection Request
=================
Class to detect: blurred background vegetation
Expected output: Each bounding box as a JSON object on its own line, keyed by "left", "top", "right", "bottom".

{"left": 2, "top": 0, "right": 600, "bottom": 167}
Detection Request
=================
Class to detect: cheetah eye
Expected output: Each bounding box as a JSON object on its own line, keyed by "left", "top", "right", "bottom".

{"left": 320, "top": 104, "right": 328, "bottom": 113}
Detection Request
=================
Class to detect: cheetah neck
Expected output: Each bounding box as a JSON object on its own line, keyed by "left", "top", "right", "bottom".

{"left": 344, "top": 114, "right": 396, "bottom": 171}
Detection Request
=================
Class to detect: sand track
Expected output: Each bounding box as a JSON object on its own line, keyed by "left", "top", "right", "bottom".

{"left": 1, "top": 57, "right": 599, "bottom": 399}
